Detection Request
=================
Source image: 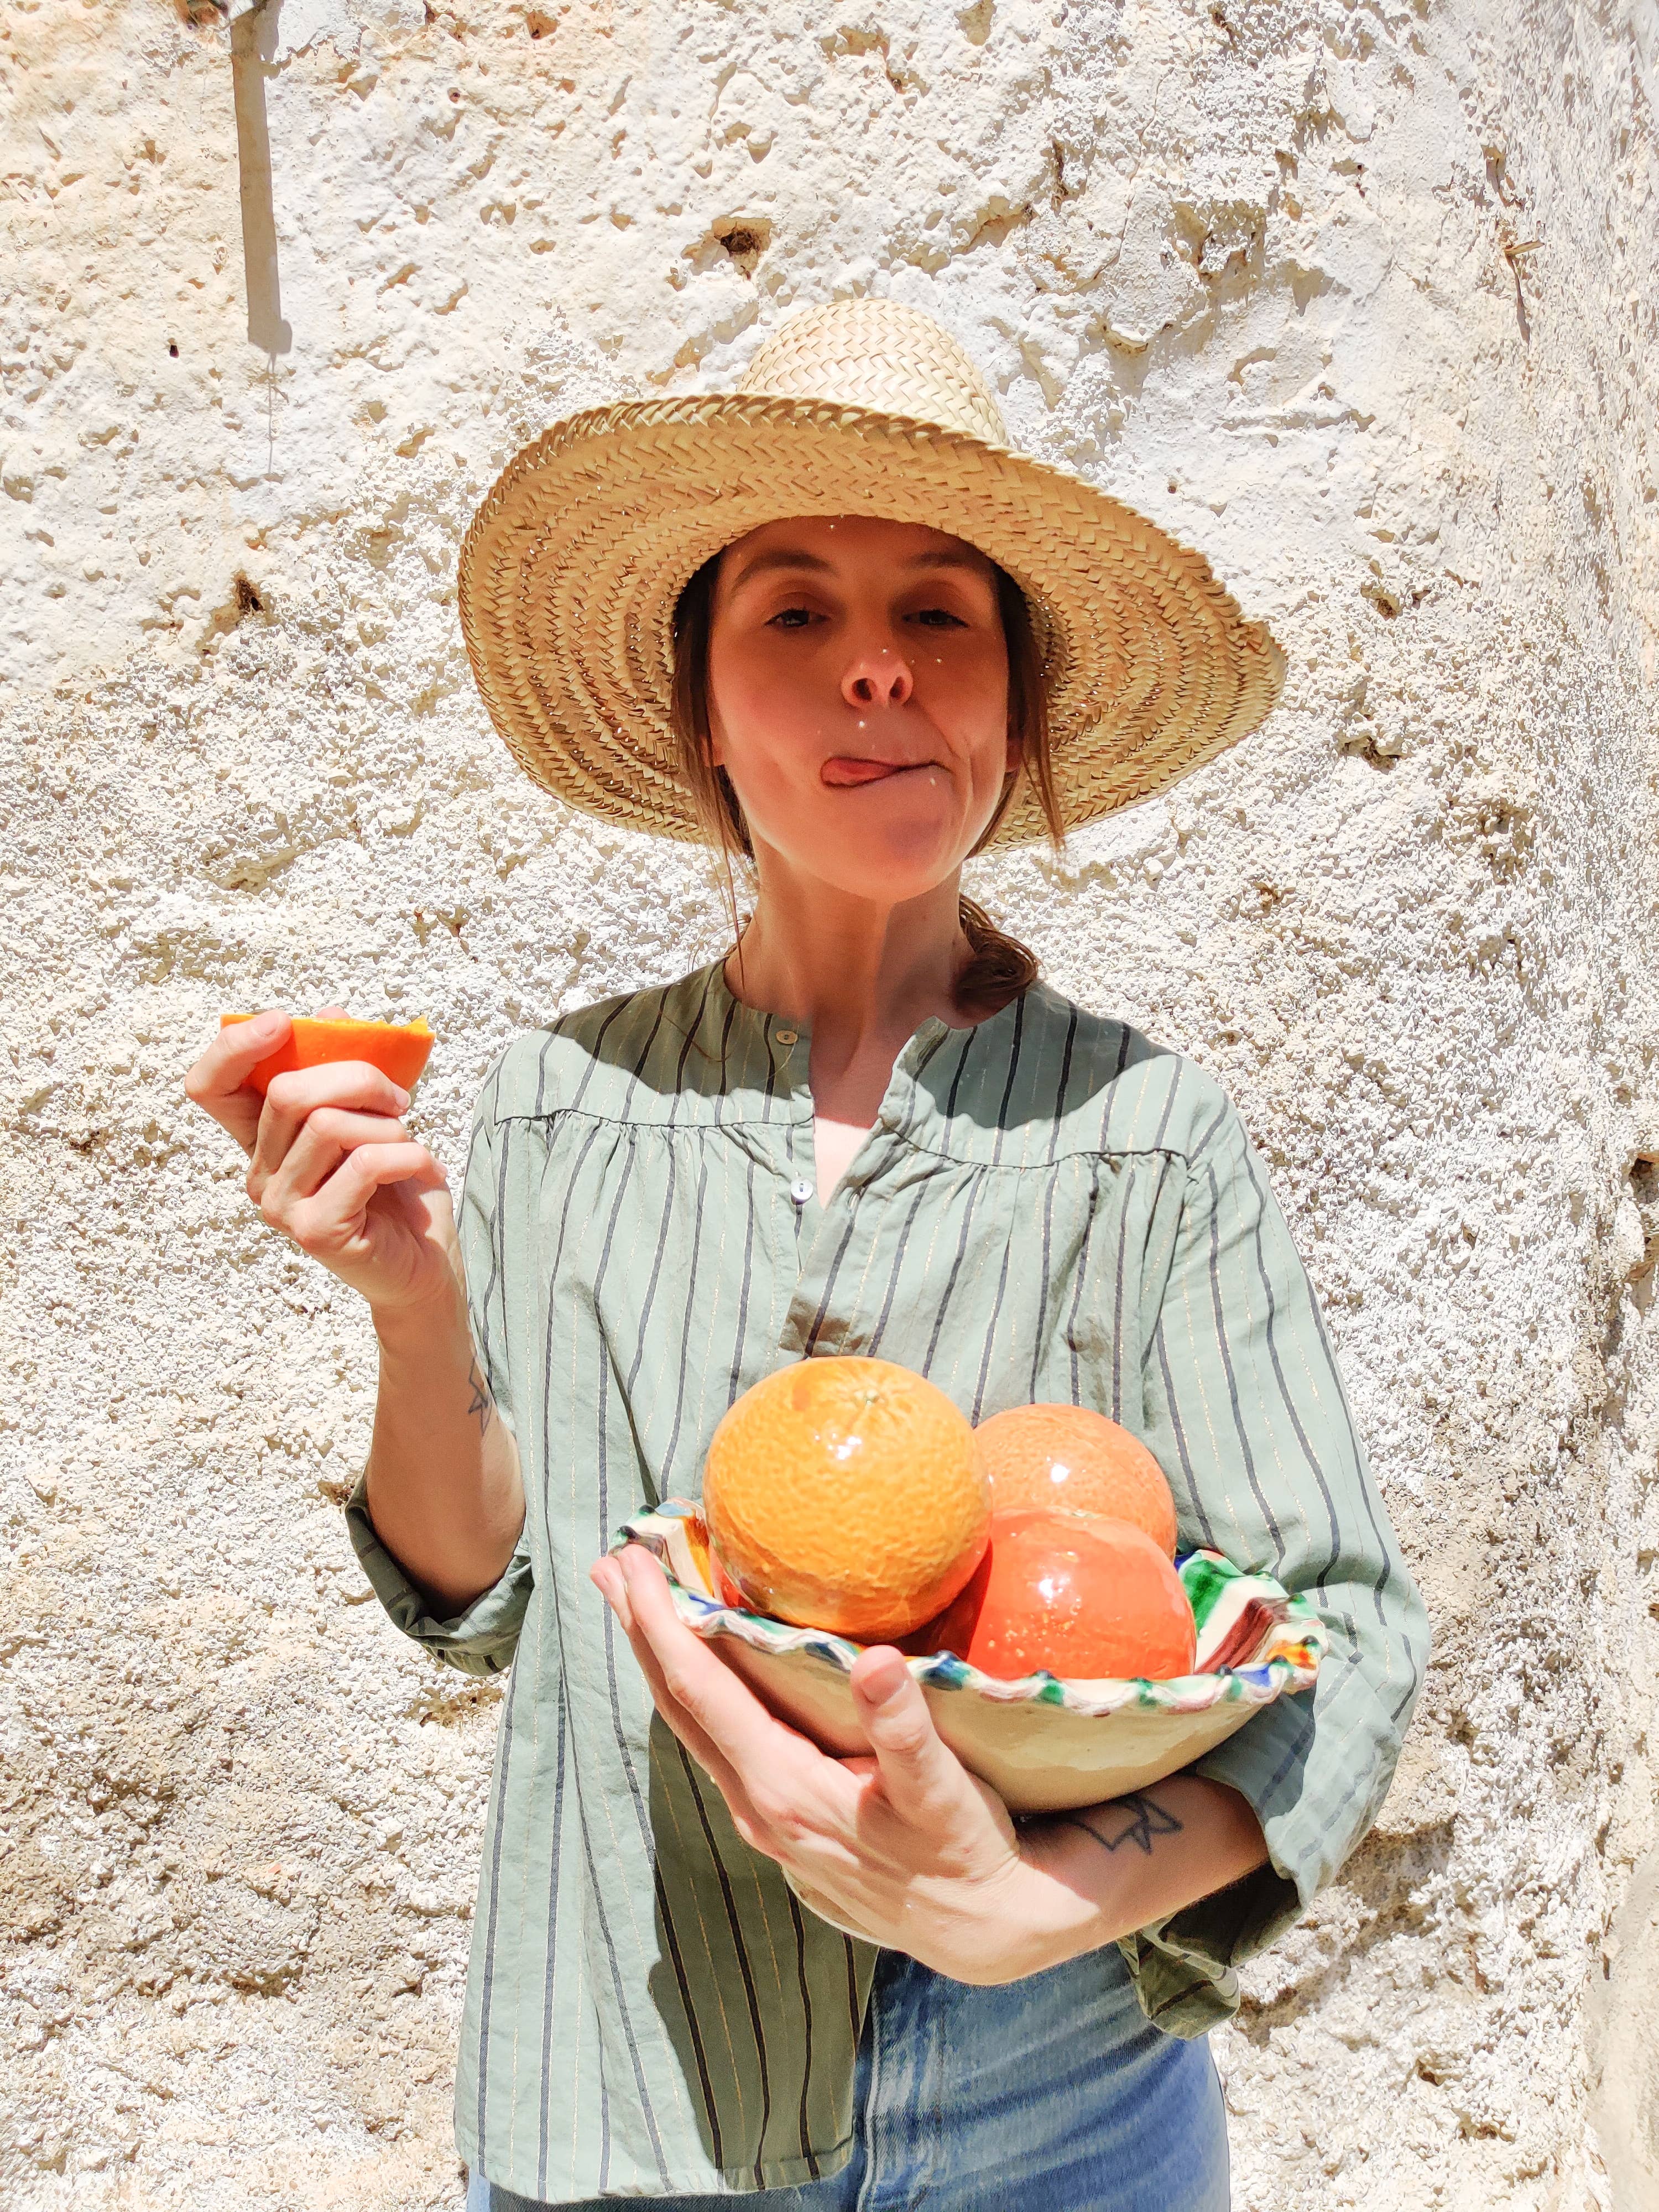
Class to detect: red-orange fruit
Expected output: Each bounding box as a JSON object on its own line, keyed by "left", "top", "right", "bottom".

{"left": 973, "top": 1403, "right": 1178, "bottom": 1557}
{"left": 916, "top": 1507, "right": 1196, "bottom": 1682}
{"left": 220, "top": 1013, "right": 434, "bottom": 1096}
{"left": 702, "top": 1357, "right": 990, "bottom": 1642}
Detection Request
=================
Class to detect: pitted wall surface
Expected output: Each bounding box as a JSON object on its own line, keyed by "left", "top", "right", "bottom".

{"left": 2, "top": 2, "right": 1657, "bottom": 2206}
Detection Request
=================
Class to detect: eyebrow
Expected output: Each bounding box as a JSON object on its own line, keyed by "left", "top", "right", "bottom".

{"left": 726, "top": 545, "right": 991, "bottom": 591}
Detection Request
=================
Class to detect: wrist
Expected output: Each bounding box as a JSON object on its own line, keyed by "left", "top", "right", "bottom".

{"left": 1014, "top": 1812, "right": 1160, "bottom": 1960}
{"left": 988, "top": 1848, "right": 1108, "bottom": 1980}
{"left": 370, "top": 1274, "right": 467, "bottom": 1356}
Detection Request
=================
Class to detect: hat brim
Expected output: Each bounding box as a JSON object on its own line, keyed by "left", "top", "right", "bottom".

{"left": 457, "top": 394, "right": 1286, "bottom": 846}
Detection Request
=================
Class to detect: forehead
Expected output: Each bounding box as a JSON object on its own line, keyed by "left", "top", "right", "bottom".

{"left": 717, "top": 514, "right": 993, "bottom": 586}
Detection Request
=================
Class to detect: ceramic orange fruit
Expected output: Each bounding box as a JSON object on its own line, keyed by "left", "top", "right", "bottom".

{"left": 974, "top": 1404, "right": 1178, "bottom": 1557}
{"left": 917, "top": 1507, "right": 1196, "bottom": 1681}
{"left": 702, "top": 1357, "right": 990, "bottom": 1642}
{"left": 220, "top": 1013, "right": 434, "bottom": 1097}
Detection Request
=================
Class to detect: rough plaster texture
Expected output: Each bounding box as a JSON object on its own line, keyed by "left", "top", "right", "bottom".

{"left": 3, "top": 0, "right": 1658, "bottom": 2205}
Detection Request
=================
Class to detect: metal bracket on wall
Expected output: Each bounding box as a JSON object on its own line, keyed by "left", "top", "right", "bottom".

{"left": 229, "top": 0, "right": 293, "bottom": 356}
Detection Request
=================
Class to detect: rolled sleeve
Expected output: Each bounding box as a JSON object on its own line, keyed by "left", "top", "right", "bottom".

{"left": 1120, "top": 1095, "right": 1432, "bottom": 2032}
{"left": 341, "top": 1066, "right": 535, "bottom": 1678}
{"left": 343, "top": 1465, "right": 532, "bottom": 1678}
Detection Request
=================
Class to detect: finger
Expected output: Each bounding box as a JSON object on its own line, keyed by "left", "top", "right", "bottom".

{"left": 589, "top": 1557, "right": 631, "bottom": 1625}
{"left": 594, "top": 1556, "right": 727, "bottom": 1766}
{"left": 785, "top": 1876, "right": 881, "bottom": 1943}
{"left": 631, "top": 1633, "right": 769, "bottom": 1833}
{"left": 254, "top": 1105, "right": 409, "bottom": 1213}
{"left": 610, "top": 1550, "right": 869, "bottom": 1857}
{"left": 249, "top": 1063, "right": 413, "bottom": 1187}
{"left": 283, "top": 1142, "right": 448, "bottom": 1254}
{"left": 606, "top": 1572, "right": 752, "bottom": 1788}
{"left": 848, "top": 1645, "right": 973, "bottom": 1830}
{"left": 182, "top": 1008, "right": 293, "bottom": 1154}
{"left": 619, "top": 1547, "right": 848, "bottom": 1794}
{"left": 597, "top": 1579, "right": 783, "bottom": 1855}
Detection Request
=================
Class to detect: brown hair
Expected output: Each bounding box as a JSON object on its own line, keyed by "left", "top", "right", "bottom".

{"left": 669, "top": 551, "right": 1063, "bottom": 1019}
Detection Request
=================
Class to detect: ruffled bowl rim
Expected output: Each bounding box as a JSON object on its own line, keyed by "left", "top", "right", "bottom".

{"left": 615, "top": 1501, "right": 1326, "bottom": 1720}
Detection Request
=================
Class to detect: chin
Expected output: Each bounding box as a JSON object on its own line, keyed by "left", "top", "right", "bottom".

{"left": 821, "top": 859, "right": 953, "bottom": 905}
{"left": 816, "top": 812, "right": 972, "bottom": 903}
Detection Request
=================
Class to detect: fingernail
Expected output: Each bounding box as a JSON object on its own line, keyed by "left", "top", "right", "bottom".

{"left": 859, "top": 1651, "right": 909, "bottom": 1702}
{"left": 393, "top": 1084, "right": 412, "bottom": 1110}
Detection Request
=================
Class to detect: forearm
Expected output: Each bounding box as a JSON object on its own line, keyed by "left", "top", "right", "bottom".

{"left": 362, "top": 1281, "right": 526, "bottom": 1615}
{"left": 1010, "top": 1777, "right": 1267, "bottom": 1976}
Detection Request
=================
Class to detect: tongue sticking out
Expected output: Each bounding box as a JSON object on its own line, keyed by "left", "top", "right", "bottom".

{"left": 821, "top": 757, "right": 914, "bottom": 787}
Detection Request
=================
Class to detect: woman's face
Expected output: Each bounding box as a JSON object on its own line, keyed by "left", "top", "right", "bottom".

{"left": 706, "top": 515, "right": 1017, "bottom": 905}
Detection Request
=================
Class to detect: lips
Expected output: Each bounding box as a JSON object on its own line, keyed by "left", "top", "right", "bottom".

{"left": 820, "top": 756, "right": 933, "bottom": 787}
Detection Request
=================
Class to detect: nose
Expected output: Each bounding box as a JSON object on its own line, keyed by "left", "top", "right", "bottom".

{"left": 841, "top": 641, "right": 913, "bottom": 711}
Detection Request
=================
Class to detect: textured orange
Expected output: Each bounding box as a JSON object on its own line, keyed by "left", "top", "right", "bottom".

{"left": 702, "top": 1357, "right": 990, "bottom": 1641}
{"left": 916, "top": 1507, "right": 1196, "bottom": 1681}
{"left": 973, "top": 1404, "right": 1178, "bottom": 1557}
{"left": 220, "top": 1014, "right": 434, "bottom": 1097}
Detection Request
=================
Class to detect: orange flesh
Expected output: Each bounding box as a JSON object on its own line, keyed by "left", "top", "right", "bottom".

{"left": 220, "top": 1013, "right": 434, "bottom": 1095}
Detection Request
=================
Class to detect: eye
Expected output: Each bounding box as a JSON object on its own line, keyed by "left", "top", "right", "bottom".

{"left": 911, "top": 606, "right": 970, "bottom": 629}
{"left": 766, "top": 604, "right": 818, "bottom": 630}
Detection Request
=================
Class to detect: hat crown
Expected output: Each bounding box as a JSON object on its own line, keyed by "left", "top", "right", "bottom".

{"left": 736, "top": 299, "right": 1008, "bottom": 448}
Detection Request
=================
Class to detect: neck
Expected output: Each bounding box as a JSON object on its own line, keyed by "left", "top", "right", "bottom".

{"left": 724, "top": 850, "right": 971, "bottom": 1089}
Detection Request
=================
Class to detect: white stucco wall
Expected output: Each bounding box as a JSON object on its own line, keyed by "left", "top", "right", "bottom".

{"left": 3, "top": 1, "right": 1657, "bottom": 2205}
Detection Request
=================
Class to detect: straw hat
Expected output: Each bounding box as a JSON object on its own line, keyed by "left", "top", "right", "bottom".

{"left": 457, "top": 298, "right": 1285, "bottom": 846}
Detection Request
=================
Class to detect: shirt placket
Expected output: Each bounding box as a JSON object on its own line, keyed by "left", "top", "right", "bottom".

{"left": 769, "top": 1016, "right": 947, "bottom": 1360}
{"left": 768, "top": 1019, "right": 816, "bottom": 1256}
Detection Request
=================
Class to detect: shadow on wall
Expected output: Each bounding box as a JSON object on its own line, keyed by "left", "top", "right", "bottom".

{"left": 230, "top": 0, "right": 292, "bottom": 355}
{"left": 1586, "top": 1834, "right": 1659, "bottom": 2209}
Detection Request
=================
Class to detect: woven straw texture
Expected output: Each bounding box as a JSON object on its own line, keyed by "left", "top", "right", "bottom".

{"left": 457, "top": 299, "right": 1286, "bottom": 845}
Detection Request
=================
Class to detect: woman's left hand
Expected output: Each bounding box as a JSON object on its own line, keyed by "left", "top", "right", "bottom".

{"left": 591, "top": 1543, "right": 1094, "bottom": 1984}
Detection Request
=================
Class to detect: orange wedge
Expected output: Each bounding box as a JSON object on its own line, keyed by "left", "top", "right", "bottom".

{"left": 220, "top": 1013, "right": 434, "bottom": 1096}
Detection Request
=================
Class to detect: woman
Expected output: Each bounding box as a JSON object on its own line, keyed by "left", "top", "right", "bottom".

{"left": 186, "top": 300, "right": 1428, "bottom": 2210}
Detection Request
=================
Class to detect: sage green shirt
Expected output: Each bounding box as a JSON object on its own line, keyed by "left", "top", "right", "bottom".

{"left": 345, "top": 958, "right": 1428, "bottom": 2203}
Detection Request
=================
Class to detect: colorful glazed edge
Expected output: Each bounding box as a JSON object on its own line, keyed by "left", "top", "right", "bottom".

{"left": 614, "top": 1501, "right": 1326, "bottom": 1718}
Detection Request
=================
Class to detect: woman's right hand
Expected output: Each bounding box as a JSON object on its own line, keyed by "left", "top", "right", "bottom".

{"left": 184, "top": 1006, "right": 459, "bottom": 1321}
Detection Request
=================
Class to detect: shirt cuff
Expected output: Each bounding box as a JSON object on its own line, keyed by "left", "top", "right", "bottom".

{"left": 1115, "top": 1691, "right": 1325, "bottom": 2038}
{"left": 342, "top": 1468, "right": 533, "bottom": 1678}
{"left": 1193, "top": 1683, "right": 1328, "bottom": 1903}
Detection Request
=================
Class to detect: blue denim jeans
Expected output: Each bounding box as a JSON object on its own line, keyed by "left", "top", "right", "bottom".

{"left": 466, "top": 1943, "right": 1229, "bottom": 2210}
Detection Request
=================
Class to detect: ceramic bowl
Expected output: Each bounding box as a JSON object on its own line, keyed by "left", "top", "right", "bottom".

{"left": 615, "top": 1501, "right": 1326, "bottom": 1815}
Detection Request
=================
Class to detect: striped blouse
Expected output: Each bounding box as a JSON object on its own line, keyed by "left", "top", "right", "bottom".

{"left": 345, "top": 957, "right": 1428, "bottom": 2204}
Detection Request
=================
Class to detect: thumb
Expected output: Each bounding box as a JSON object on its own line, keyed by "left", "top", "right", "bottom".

{"left": 849, "top": 1647, "right": 969, "bottom": 1827}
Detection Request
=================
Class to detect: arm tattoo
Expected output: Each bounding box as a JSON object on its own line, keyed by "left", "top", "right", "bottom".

{"left": 1056, "top": 1792, "right": 1184, "bottom": 1858}
{"left": 465, "top": 1355, "right": 494, "bottom": 1438}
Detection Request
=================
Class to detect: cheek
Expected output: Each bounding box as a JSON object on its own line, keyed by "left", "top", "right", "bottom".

{"left": 916, "top": 640, "right": 1010, "bottom": 768}
{"left": 707, "top": 635, "right": 819, "bottom": 777}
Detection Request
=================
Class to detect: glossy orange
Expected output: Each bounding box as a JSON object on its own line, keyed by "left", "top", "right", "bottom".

{"left": 973, "top": 1403, "right": 1178, "bottom": 1557}
{"left": 220, "top": 1013, "right": 434, "bottom": 1097}
{"left": 915, "top": 1507, "right": 1196, "bottom": 1682}
{"left": 702, "top": 1357, "right": 990, "bottom": 1642}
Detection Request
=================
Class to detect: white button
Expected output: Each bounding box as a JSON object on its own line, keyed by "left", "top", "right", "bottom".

{"left": 790, "top": 1178, "right": 813, "bottom": 1206}
{"left": 775, "top": 1027, "right": 799, "bottom": 1046}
